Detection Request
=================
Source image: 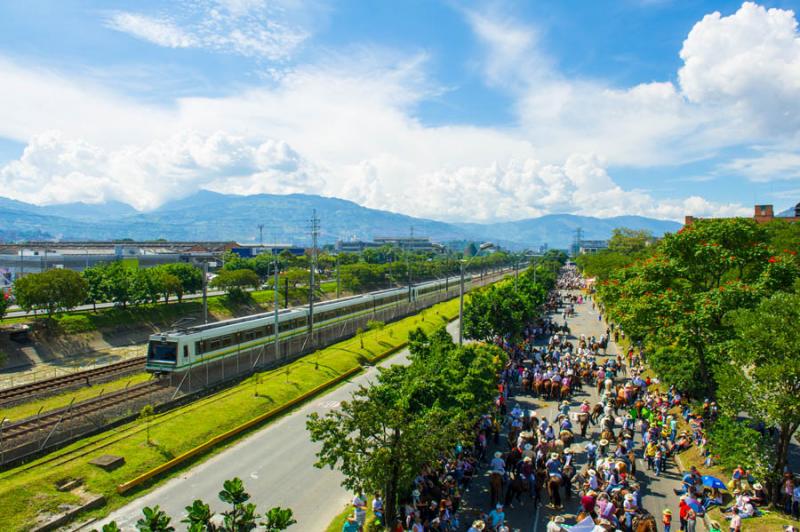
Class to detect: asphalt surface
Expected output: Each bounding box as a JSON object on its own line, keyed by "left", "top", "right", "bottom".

{"left": 94, "top": 320, "right": 463, "bottom": 531}
{"left": 458, "top": 291, "right": 682, "bottom": 532}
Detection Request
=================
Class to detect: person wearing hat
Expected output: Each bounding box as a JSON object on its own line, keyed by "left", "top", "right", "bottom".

{"left": 707, "top": 519, "right": 722, "bottom": 532}
{"left": 341, "top": 514, "right": 360, "bottom": 532}
{"left": 623, "top": 492, "right": 638, "bottom": 531}
{"left": 490, "top": 451, "right": 505, "bottom": 474}
{"left": 488, "top": 503, "right": 505, "bottom": 530}
{"left": 468, "top": 520, "right": 486, "bottom": 532}
{"left": 662, "top": 508, "right": 673, "bottom": 532}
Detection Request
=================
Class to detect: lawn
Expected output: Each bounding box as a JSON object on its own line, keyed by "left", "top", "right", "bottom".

{"left": 0, "top": 298, "right": 461, "bottom": 531}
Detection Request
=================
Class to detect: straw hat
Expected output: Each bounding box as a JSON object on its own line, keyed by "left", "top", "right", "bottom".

{"left": 588, "top": 469, "right": 597, "bottom": 476}
{"left": 663, "top": 509, "right": 672, "bottom": 515}
{"left": 524, "top": 456, "right": 532, "bottom": 463}
{"left": 554, "top": 516, "right": 565, "bottom": 523}
{"left": 625, "top": 493, "right": 634, "bottom": 501}
{"left": 753, "top": 483, "right": 763, "bottom": 491}
{"left": 564, "top": 448, "right": 573, "bottom": 454}
{"left": 599, "top": 439, "right": 609, "bottom": 446}
{"left": 562, "top": 400, "right": 569, "bottom": 405}
{"left": 494, "top": 451, "right": 502, "bottom": 458}
{"left": 472, "top": 520, "right": 486, "bottom": 530}
{"left": 550, "top": 453, "right": 559, "bottom": 460}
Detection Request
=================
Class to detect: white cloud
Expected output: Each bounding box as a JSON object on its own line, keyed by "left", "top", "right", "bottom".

{"left": 678, "top": 2, "right": 800, "bottom": 133}
{"left": 0, "top": 131, "right": 321, "bottom": 210}
{"left": 105, "top": 0, "right": 309, "bottom": 60}
{"left": 5, "top": 2, "right": 800, "bottom": 222}
{"left": 106, "top": 13, "right": 196, "bottom": 48}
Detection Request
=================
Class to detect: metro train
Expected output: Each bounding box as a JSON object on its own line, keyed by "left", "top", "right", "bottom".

{"left": 145, "top": 274, "right": 472, "bottom": 373}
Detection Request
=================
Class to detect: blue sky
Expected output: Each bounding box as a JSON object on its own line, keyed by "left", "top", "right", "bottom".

{"left": 0, "top": 0, "right": 799, "bottom": 222}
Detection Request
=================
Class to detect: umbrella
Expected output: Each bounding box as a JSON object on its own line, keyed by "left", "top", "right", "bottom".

{"left": 685, "top": 496, "right": 704, "bottom": 515}
{"left": 702, "top": 475, "right": 727, "bottom": 490}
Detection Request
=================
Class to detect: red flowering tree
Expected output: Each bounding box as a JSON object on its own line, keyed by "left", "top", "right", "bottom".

{"left": 597, "top": 218, "right": 798, "bottom": 396}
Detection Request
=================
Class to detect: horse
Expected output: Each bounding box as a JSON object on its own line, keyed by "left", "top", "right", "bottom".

{"left": 546, "top": 475, "right": 562, "bottom": 508}
{"left": 533, "top": 378, "right": 544, "bottom": 397}
{"left": 560, "top": 382, "right": 572, "bottom": 399}
{"left": 489, "top": 472, "right": 503, "bottom": 507}
{"left": 590, "top": 404, "right": 603, "bottom": 424}
{"left": 542, "top": 379, "right": 553, "bottom": 399}
{"left": 504, "top": 472, "right": 528, "bottom": 507}
{"left": 632, "top": 513, "right": 658, "bottom": 532}
{"left": 578, "top": 413, "right": 590, "bottom": 437}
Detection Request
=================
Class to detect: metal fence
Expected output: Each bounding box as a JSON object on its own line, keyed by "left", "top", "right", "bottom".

{"left": 0, "top": 271, "right": 507, "bottom": 467}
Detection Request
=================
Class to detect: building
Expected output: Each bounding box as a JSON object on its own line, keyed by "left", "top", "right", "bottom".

{"left": 577, "top": 240, "right": 609, "bottom": 255}
{"left": 685, "top": 202, "right": 800, "bottom": 226}
{"left": 0, "top": 241, "right": 237, "bottom": 281}
{"left": 230, "top": 244, "right": 306, "bottom": 257}
{"left": 336, "top": 236, "right": 444, "bottom": 253}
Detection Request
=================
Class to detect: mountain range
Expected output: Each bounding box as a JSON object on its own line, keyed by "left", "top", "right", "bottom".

{"left": 0, "top": 190, "right": 682, "bottom": 249}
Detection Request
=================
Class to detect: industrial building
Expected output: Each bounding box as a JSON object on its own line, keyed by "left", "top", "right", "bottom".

{"left": 335, "top": 236, "right": 444, "bottom": 253}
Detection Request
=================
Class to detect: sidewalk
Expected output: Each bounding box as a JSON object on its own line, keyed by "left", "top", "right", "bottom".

{"left": 457, "top": 291, "right": 684, "bottom": 531}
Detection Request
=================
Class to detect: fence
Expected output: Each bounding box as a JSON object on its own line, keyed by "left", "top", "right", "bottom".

{"left": 0, "top": 270, "right": 508, "bottom": 467}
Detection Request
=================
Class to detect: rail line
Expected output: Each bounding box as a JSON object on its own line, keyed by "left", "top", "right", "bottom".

{"left": 0, "top": 379, "right": 164, "bottom": 442}
{"left": 0, "top": 357, "right": 146, "bottom": 407}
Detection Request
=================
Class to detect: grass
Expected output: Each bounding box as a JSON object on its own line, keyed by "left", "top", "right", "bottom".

{"left": 325, "top": 499, "right": 378, "bottom": 532}
{"left": 1, "top": 372, "right": 153, "bottom": 423}
{"left": 0, "top": 298, "right": 461, "bottom": 531}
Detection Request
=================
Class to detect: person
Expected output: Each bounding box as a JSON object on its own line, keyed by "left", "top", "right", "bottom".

{"left": 546, "top": 515, "right": 565, "bottom": 531}
{"left": 686, "top": 508, "right": 697, "bottom": 532}
{"left": 468, "top": 520, "right": 486, "bottom": 532}
{"left": 372, "top": 492, "right": 384, "bottom": 527}
{"left": 662, "top": 508, "right": 672, "bottom": 532}
{"left": 728, "top": 507, "right": 741, "bottom": 532}
{"left": 352, "top": 491, "right": 367, "bottom": 531}
{"left": 793, "top": 478, "right": 800, "bottom": 519}
{"left": 342, "top": 515, "right": 360, "bottom": 532}
{"left": 488, "top": 503, "right": 505, "bottom": 530}
{"left": 708, "top": 520, "right": 722, "bottom": 532}
{"left": 750, "top": 483, "right": 767, "bottom": 506}
{"left": 679, "top": 495, "right": 690, "bottom": 531}
{"left": 623, "top": 493, "right": 638, "bottom": 531}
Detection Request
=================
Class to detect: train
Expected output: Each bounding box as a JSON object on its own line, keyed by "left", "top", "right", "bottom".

{"left": 145, "top": 274, "right": 472, "bottom": 373}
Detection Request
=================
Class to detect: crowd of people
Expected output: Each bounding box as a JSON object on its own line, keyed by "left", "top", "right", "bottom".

{"left": 341, "top": 266, "right": 798, "bottom": 532}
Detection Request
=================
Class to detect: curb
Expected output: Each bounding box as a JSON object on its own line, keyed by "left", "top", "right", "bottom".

{"left": 116, "top": 312, "right": 460, "bottom": 494}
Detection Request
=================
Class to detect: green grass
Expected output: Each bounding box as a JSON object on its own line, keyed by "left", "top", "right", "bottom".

{"left": 325, "top": 499, "right": 378, "bottom": 532}
{"left": 1, "top": 372, "right": 153, "bottom": 423}
{"left": 0, "top": 298, "right": 460, "bottom": 531}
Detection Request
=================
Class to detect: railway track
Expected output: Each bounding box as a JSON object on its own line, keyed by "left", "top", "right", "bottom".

{"left": 0, "top": 356, "right": 146, "bottom": 407}
{"left": 0, "top": 379, "right": 165, "bottom": 442}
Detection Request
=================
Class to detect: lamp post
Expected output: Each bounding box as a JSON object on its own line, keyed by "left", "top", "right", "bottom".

{"left": 273, "top": 254, "right": 280, "bottom": 360}
{"left": 458, "top": 260, "right": 465, "bottom": 346}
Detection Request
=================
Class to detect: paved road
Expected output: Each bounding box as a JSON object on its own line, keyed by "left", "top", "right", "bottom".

{"left": 95, "top": 320, "right": 462, "bottom": 531}
{"left": 458, "top": 291, "right": 682, "bottom": 532}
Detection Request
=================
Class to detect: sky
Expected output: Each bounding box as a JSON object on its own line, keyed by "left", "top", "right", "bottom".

{"left": 0, "top": 0, "right": 799, "bottom": 223}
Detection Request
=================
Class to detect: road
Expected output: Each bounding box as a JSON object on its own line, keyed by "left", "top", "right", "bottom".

{"left": 94, "top": 320, "right": 462, "bottom": 531}
{"left": 457, "top": 291, "right": 682, "bottom": 531}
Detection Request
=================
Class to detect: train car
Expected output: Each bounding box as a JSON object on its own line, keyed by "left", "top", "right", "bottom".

{"left": 145, "top": 274, "right": 471, "bottom": 373}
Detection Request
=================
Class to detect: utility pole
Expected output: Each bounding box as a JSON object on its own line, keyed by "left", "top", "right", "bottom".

{"left": 335, "top": 254, "right": 340, "bottom": 299}
{"left": 458, "top": 261, "right": 465, "bottom": 346}
{"left": 202, "top": 261, "right": 209, "bottom": 324}
{"left": 514, "top": 256, "right": 519, "bottom": 292}
{"left": 273, "top": 254, "right": 280, "bottom": 360}
{"left": 258, "top": 224, "right": 264, "bottom": 246}
{"left": 407, "top": 227, "right": 413, "bottom": 303}
{"left": 308, "top": 210, "right": 319, "bottom": 335}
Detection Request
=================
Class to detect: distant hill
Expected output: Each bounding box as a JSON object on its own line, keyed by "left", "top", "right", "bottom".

{"left": 0, "top": 191, "right": 681, "bottom": 248}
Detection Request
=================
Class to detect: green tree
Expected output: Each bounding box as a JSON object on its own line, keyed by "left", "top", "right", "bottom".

{"left": 101, "top": 261, "right": 134, "bottom": 309}
{"left": 720, "top": 291, "right": 800, "bottom": 500}
{"left": 136, "top": 505, "right": 174, "bottom": 532}
{"left": 160, "top": 263, "right": 203, "bottom": 302}
{"left": 608, "top": 227, "right": 654, "bottom": 255}
{"left": 211, "top": 269, "right": 260, "bottom": 299}
{"left": 82, "top": 264, "right": 108, "bottom": 311}
{"left": 307, "top": 329, "right": 503, "bottom": 525}
{"left": 261, "top": 507, "right": 296, "bottom": 532}
{"left": 13, "top": 269, "right": 88, "bottom": 318}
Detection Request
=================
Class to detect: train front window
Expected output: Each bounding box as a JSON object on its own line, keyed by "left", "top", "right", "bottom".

{"left": 148, "top": 340, "right": 178, "bottom": 363}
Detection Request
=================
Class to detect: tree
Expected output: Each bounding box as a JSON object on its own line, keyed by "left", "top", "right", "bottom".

{"left": 82, "top": 265, "right": 107, "bottom": 311}
{"left": 154, "top": 270, "right": 182, "bottom": 304}
{"left": 261, "top": 507, "right": 297, "bottom": 532}
{"left": 608, "top": 227, "right": 654, "bottom": 255}
{"left": 0, "top": 289, "right": 9, "bottom": 320}
{"left": 211, "top": 269, "right": 260, "bottom": 299}
{"left": 101, "top": 261, "right": 133, "bottom": 309}
{"left": 13, "top": 269, "right": 88, "bottom": 318}
{"left": 307, "top": 328, "right": 503, "bottom": 525}
{"left": 160, "top": 263, "right": 203, "bottom": 302}
{"left": 720, "top": 291, "right": 800, "bottom": 501}
{"left": 136, "top": 505, "right": 174, "bottom": 532}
